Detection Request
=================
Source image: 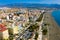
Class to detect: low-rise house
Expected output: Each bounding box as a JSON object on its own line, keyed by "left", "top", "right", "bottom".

{"left": 8, "top": 23, "right": 19, "bottom": 35}
{"left": 15, "top": 10, "right": 29, "bottom": 24}
{"left": 13, "top": 25, "right": 19, "bottom": 35}
{"left": 0, "top": 24, "right": 9, "bottom": 40}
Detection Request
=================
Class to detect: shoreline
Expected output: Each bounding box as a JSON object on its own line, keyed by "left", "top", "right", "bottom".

{"left": 51, "top": 10, "right": 60, "bottom": 27}
{"left": 50, "top": 11, "right": 60, "bottom": 27}
{"left": 49, "top": 11, "right": 60, "bottom": 40}
{"left": 42, "top": 10, "right": 60, "bottom": 40}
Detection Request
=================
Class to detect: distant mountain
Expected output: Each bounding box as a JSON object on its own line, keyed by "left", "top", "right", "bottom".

{"left": 0, "top": 3, "right": 60, "bottom": 8}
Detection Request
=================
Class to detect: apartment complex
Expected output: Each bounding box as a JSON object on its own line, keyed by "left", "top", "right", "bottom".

{"left": 0, "top": 8, "right": 44, "bottom": 40}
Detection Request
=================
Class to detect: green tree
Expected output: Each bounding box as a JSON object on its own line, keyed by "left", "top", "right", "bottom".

{"left": 36, "top": 13, "right": 44, "bottom": 22}
{"left": 34, "top": 32, "right": 38, "bottom": 40}
{"left": 42, "top": 29, "right": 48, "bottom": 35}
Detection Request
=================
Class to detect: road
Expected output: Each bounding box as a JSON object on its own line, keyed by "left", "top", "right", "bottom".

{"left": 16, "top": 25, "right": 30, "bottom": 40}
{"left": 16, "top": 13, "right": 44, "bottom": 40}
{"left": 38, "top": 13, "right": 44, "bottom": 40}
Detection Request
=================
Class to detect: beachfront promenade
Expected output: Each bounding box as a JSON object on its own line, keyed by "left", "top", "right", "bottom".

{"left": 38, "top": 14, "right": 44, "bottom": 40}
{"left": 42, "top": 11, "right": 60, "bottom": 40}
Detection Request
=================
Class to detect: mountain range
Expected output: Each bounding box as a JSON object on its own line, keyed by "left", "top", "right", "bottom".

{"left": 0, "top": 3, "right": 60, "bottom": 8}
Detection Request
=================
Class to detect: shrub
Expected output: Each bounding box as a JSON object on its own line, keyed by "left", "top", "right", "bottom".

{"left": 42, "top": 29, "right": 48, "bottom": 35}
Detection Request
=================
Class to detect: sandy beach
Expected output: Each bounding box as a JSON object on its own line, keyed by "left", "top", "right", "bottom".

{"left": 42, "top": 10, "right": 60, "bottom": 40}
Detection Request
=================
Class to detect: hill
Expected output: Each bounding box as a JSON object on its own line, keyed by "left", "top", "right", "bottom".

{"left": 0, "top": 3, "right": 60, "bottom": 8}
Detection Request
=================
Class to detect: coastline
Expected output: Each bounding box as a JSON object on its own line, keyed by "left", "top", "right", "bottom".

{"left": 49, "top": 11, "right": 60, "bottom": 40}
{"left": 51, "top": 10, "right": 60, "bottom": 27}
{"left": 50, "top": 12, "right": 60, "bottom": 27}
{"left": 43, "top": 10, "right": 60, "bottom": 40}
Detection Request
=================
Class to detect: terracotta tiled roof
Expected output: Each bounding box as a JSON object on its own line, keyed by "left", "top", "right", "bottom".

{"left": 0, "top": 24, "right": 7, "bottom": 32}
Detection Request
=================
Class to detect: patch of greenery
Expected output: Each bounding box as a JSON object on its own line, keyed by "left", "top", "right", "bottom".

{"left": 28, "top": 23, "right": 39, "bottom": 32}
{"left": 36, "top": 13, "right": 44, "bottom": 22}
{"left": 8, "top": 28, "right": 13, "bottom": 35}
{"left": 29, "top": 17, "right": 33, "bottom": 22}
{"left": 42, "top": 29, "right": 48, "bottom": 35}
{"left": 9, "top": 36, "right": 13, "bottom": 40}
{"left": 34, "top": 32, "right": 38, "bottom": 40}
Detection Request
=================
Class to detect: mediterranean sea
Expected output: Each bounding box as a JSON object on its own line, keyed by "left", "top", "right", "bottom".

{"left": 52, "top": 10, "right": 60, "bottom": 26}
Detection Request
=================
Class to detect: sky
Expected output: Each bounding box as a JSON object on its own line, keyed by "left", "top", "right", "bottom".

{"left": 0, "top": 0, "right": 60, "bottom": 5}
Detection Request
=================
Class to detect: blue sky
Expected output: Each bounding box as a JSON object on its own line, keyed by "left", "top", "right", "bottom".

{"left": 0, "top": 0, "right": 60, "bottom": 5}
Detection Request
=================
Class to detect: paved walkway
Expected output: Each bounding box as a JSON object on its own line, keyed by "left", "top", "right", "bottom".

{"left": 38, "top": 13, "right": 44, "bottom": 40}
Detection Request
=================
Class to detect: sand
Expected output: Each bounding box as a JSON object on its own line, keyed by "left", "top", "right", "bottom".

{"left": 42, "top": 10, "right": 60, "bottom": 40}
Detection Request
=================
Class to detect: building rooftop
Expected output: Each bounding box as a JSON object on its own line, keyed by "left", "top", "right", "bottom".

{"left": 0, "top": 24, "right": 7, "bottom": 32}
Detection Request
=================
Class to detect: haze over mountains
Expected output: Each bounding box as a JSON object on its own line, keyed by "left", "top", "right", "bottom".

{"left": 0, "top": 3, "right": 60, "bottom": 8}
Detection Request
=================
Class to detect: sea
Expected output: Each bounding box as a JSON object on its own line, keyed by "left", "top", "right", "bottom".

{"left": 52, "top": 10, "right": 60, "bottom": 26}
